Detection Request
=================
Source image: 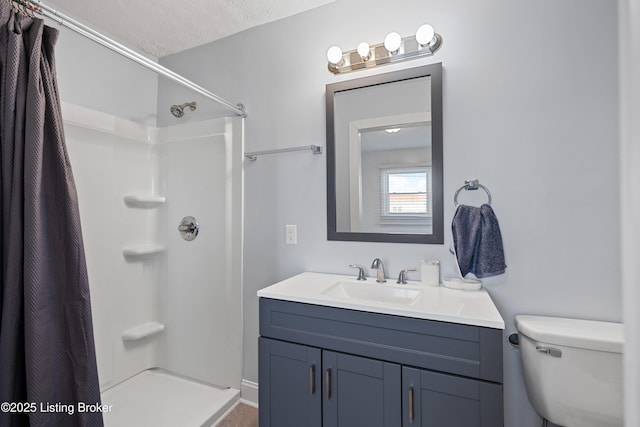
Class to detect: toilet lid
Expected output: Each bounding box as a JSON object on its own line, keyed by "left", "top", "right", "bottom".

{"left": 515, "top": 315, "right": 623, "bottom": 353}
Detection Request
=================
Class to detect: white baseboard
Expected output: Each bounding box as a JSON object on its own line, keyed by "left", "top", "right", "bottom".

{"left": 240, "top": 379, "right": 258, "bottom": 407}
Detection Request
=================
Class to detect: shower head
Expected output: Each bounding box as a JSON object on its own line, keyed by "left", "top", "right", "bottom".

{"left": 170, "top": 101, "right": 197, "bottom": 118}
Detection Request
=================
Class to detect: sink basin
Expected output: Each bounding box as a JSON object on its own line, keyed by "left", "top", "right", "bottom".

{"left": 321, "top": 281, "right": 421, "bottom": 305}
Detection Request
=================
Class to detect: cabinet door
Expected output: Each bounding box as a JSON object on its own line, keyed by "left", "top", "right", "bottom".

{"left": 323, "top": 351, "right": 401, "bottom": 427}
{"left": 402, "top": 367, "right": 503, "bottom": 427}
{"left": 259, "top": 337, "right": 322, "bottom": 427}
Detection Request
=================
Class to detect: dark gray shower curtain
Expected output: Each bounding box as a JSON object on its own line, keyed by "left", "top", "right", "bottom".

{"left": 0, "top": 4, "right": 103, "bottom": 426}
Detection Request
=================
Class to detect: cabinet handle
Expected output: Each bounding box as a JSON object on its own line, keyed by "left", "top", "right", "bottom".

{"left": 309, "top": 365, "right": 315, "bottom": 395}
{"left": 325, "top": 368, "right": 332, "bottom": 400}
{"left": 409, "top": 387, "right": 414, "bottom": 423}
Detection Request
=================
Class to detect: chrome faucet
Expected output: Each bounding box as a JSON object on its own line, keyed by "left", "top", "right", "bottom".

{"left": 396, "top": 268, "right": 416, "bottom": 284}
{"left": 371, "top": 258, "right": 386, "bottom": 283}
{"left": 349, "top": 264, "right": 367, "bottom": 280}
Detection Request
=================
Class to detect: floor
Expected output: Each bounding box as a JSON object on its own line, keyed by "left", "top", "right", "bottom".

{"left": 101, "top": 369, "right": 239, "bottom": 427}
{"left": 215, "top": 403, "right": 258, "bottom": 427}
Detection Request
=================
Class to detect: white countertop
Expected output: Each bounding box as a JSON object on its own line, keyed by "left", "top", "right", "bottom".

{"left": 257, "top": 272, "right": 505, "bottom": 329}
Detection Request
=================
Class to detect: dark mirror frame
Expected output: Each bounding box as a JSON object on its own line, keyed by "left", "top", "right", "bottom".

{"left": 326, "top": 63, "right": 443, "bottom": 244}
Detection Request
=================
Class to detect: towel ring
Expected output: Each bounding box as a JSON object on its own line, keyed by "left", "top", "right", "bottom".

{"left": 454, "top": 180, "right": 492, "bottom": 206}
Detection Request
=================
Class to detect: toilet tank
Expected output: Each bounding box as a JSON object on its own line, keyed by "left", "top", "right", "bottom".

{"left": 515, "top": 315, "right": 623, "bottom": 427}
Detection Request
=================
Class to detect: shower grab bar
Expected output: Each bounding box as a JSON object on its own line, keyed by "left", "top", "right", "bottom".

{"left": 245, "top": 145, "right": 322, "bottom": 161}
{"left": 21, "top": 0, "right": 247, "bottom": 118}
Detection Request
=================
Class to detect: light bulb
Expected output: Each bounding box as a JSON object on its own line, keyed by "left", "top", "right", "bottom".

{"left": 415, "top": 24, "right": 435, "bottom": 46}
{"left": 326, "top": 46, "right": 343, "bottom": 65}
{"left": 357, "top": 42, "right": 370, "bottom": 60}
{"left": 384, "top": 32, "right": 402, "bottom": 53}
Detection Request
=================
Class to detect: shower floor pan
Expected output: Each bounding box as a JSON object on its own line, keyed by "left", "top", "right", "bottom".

{"left": 101, "top": 369, "right": 239, "bottom": 427}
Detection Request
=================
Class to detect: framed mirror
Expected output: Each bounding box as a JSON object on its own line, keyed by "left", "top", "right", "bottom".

{"left": 326, "top": 64, "right": 443, "bottom": 244}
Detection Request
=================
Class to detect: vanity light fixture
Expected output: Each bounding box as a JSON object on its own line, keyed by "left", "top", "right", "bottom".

{"left": 326, "top": 23, "right": 442, "bottom": 74}
{"left": 385, "top": 128, "right": 402, "bottom": 134}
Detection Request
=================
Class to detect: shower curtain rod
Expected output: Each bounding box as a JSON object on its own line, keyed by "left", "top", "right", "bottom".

{"left": 20, "top": 0, "right": 247, "bottom": 118}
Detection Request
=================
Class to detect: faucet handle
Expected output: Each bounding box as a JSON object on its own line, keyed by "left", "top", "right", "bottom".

{"left": 349, "top": 264, "right": 367, "bottom": 280}
{"left": 396, "top": 268, "right": 416, "bottom": 284}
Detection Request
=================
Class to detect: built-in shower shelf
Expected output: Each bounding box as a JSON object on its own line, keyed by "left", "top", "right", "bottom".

{"left": 122, "top": 244, "right": 166, "bottom": 257}
{"left": 123, "top": 194, "right": 167, "bottom": 208}
{"left": 121, "top": 322, "right": 165, "bottom": 341}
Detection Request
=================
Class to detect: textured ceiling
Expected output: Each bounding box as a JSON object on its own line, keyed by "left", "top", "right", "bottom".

{"left": 44, "top": 0, "right": 338, "bottom": 58}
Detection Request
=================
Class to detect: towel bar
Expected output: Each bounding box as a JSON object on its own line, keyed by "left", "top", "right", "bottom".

{"left": 454, "top": 179, "right": 492, "bottom": 205}
{"left": 245, "top": 145, "right": 322, "bottom": 161}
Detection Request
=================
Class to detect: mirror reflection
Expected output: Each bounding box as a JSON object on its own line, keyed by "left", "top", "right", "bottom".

{"left": 326, "top": 64, "right": 443, "bottom": 244}
{"left": 357, "top": 121, "right": 431, "bottom": 234}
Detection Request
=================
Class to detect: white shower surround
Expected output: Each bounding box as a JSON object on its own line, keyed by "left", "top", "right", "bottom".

{"left": 63, "top": 103, "right": 243, "bottom": 424}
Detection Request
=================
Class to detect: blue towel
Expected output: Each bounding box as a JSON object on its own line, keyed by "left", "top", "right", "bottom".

{"left": 451, "top": 204, "right": 506, "bottom": 279}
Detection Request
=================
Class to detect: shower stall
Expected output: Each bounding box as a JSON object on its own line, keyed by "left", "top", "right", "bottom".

{"left": 63, "top": 102, "right": 243, "bottom": 426}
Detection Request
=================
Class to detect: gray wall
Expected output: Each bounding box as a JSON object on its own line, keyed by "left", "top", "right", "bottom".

{"left": 158, "top": 1, "right": 620, "bottom": 426}
{"left": 53, "top": 24, "right": 158, "bottom": 125}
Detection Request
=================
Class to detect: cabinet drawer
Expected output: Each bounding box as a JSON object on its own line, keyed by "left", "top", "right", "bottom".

{"left": 260, "top": 298, "right": 502, "bottom": 383}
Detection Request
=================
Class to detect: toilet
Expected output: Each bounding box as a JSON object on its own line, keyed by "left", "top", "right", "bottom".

{"left": 515, "top": 315, "right": 623, "bottom": 427}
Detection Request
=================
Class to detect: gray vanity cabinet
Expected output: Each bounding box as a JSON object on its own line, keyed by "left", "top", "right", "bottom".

{"left": 259, "top": 298, "right": 504, "bottom": 427}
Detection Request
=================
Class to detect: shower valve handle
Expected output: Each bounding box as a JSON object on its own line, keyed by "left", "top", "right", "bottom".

{"left": 178, "top": 216, "right": 199, "bottom": 241}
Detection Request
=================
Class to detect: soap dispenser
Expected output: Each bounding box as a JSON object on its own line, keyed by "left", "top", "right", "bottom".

{"left": 421, "top": 260, "right": 440, "bottom": 286}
